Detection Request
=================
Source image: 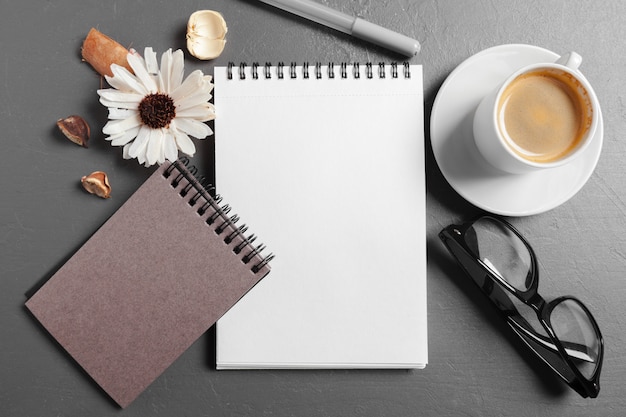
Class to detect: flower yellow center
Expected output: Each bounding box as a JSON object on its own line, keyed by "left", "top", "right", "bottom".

{"left": 138, "top": 93, "right": 176, "bottom": 129}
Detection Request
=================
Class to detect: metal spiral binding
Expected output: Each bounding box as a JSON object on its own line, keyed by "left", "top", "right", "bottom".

{"left": 265, "top": 62, "right": 272, "bottom": 79}
{"left": 251, "top": 62, "right": 259, "bottom": 79}
{"left": 163, "top": 157, "right": 274, "bottom": 274}
{"left": 390, "top": 62, "right": 398, "bottom": 78}
{"left": 277, "top": 62, "right": 285, "bottom": 79}
{"left": 378, "top": 62, "right": 387, "bottom": 78}
{"left": 226, "top": 61, "right": 412, "bottom": 80}
{"left": 403, "top": 61, "right": 411, "bottom": 79}
{"left": 315, "top": 62, "right": 323, "bottom": 79}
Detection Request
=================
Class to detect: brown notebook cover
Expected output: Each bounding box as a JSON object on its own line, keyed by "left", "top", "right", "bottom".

{"left": 25, "top": 160, "right": 272, "bottom": 408}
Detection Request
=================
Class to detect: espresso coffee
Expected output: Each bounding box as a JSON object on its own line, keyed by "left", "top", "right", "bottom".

{"left": 497, "top": 69, "right": 591, "bottom": 163}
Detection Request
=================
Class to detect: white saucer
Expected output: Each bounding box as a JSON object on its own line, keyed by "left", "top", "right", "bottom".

{"left": 430, "top": 44, "right": 603, "bottom": 216}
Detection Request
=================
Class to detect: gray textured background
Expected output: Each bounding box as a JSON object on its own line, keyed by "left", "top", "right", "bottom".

{"left": 2, "top": 0, "right": 625, "bottom": 415}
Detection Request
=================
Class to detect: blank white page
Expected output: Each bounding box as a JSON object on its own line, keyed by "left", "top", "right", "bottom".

{"left": 214, "top": 63, "right": 427, "bottom": 369}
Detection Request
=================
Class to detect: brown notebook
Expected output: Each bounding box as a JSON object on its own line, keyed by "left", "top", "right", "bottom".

{"left": 25, "top": 160, "right": 272, "bottom": 408}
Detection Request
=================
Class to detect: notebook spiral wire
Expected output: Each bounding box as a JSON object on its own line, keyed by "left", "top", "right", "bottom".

{"left": 164, "top": 157, "right": 274, "bottom": 273}
{"left": 227, "top": 61, "right": 411, "bottom": 80}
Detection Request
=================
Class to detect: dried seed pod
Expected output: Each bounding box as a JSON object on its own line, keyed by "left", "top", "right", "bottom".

{"left": 186, "top": 10, "right": 228, "bottom": 60}
{"left": 57, "top": 115, "right": 90, "bottom": 147}
{"left": 82, "top": 28, "right": 133, "bottom": 77}
{"left": 81, "top": 171, "right": 111, "bottom": 199}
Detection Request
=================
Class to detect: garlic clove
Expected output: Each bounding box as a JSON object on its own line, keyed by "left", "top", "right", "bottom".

{"left": 186, "top": 10, "right": 228, "bottom": 60}
{"left": 57, "top": 115, "right": 90, "bottom": 148}
{"left": 193, "top": 22, "right": 227, "bottom": 39}
{"left": 188, "top": 10, "right": 228, "bottom": 39}
{"left": 187, "top": 39, "right": 227, "bottom": 61}
{"left": 81, "top": 171, "right": 111, "bottom": 199}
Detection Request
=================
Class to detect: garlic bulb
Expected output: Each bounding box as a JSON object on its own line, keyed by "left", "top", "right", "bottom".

{"left": 186, "top": 10, "right": 228, "bottom": 60}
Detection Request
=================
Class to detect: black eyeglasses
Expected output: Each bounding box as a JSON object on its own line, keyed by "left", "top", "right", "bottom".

{"left": 439, "top": 216, "right": 603, "bottom": 398}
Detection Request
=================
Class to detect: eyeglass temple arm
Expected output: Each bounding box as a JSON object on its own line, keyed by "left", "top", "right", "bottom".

{"left": 473, "top": 256, "right": 594, "bottom": 363}
{"left": 439, "top": 229, "right": 594, "bottom": 363}
{"left": 508, "top": 315, "right": 595, "bottom": 362}
{"left": 479, "top": 272, "right": 594, "bottom": 362}
{"left": 507, "top": 317, "right": 579, "bottom": 384}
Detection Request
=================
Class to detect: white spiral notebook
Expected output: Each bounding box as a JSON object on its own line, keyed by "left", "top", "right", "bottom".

{"left": 214, "top": 62, "right": 427, "bottom": 369}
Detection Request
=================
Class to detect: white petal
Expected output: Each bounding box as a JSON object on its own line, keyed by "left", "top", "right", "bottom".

{"left": 106, "top": 64, "right": 148, "bottom": 95}
{"left": 102, "top": 114, "right": 142, "bottom": 135}
{"left": 159, "top": 136, "right": 167, "bottom": 164}
{"left": 98, "top": 89, "right": 144, "bottom": 104}
{"left": 172, "top": 75, "right": 213, "bottom": 111}
{"left": 157, "top": 49, "right": 185, "bottom": 94}
{"left": 173, "top": 130, "right": 196, "bottom": 156}
{"left": 173, "top": 117, "right": 212, "bottom": 138}
{"left": 158, "top": 144, "right": 166, "bottom": 165}
{"left": 136, "top": 141, "right": 148, "bottom": 164}
{"left": 130, "top": 51, "right": 146, "bottom": 69}
{"left": 176, "top": 104, "right": 215, "bottom": 121}
{"left": 163, "top": 132, "right": 178, "bottom": 162}
{"left": 175, "top": 90, "right": 212, "bottom": 111}
{"left": 146, "top": 128, "right": 164, "bottom": 166}
{"left": 144, "top": 47, "right": 159, "bottom": 75}
{"left": 137, "top": 150, "right": 147, "bottom": 165}
{"left": 158, "top": 50, "right": 169, "bottom": 93}
{"left": 128, "top": 126, "right": 150, "bottom": 158}
{"left": 109, "top": 126, "right": 140, "bottom": 146}
{"left": 104, "top": 73, "right": 130, "bottom": 92}
{"left": 100, "top": 99, "right": 140, "bottom": 110}
{"left": 123, "top": 143, "right": 132, "bottom": 159}
{"left": 170, "top": 49, "right": 185, "bottom": 91}
{"left": 98, "top": 89, "right": 142, "bottom": 112}
{"left": 159, "top": 49, "right": 173, "bottom": 93}
{"left": 108, "top": 108, "right": 136, "bottom": 120}
{"left": 127, "top": 52, "right": 157, "bottom": 93}
{"left": 170, "top": 70, "right": 205, "bottom": 102}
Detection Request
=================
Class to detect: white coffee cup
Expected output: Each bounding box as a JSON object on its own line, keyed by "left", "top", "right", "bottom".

{"left": 473, "top": 52, "right": 599, "bottom": 174}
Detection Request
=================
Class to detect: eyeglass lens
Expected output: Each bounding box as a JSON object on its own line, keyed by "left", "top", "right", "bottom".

{"left": 550, "top": 299, "right": 601, "bottom": 378}
{"left": 462, "top": 217, "right": 601, "bottom": 374}
{"left": 463, "top": 217, "right": 534, "bottom": 292}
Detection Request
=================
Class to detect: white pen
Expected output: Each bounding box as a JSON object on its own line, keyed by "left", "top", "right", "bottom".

{"left": 257, "top": 0, "right": 421, "bottom": 56}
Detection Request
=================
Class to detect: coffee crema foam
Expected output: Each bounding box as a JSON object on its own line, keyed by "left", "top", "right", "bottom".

{"left": 497, "top": 69, "right": 592, "bottom": 163}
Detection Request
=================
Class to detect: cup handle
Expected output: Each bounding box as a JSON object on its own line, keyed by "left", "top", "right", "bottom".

{"left": 555, "top": 52, "right": 583, "bottom": 70}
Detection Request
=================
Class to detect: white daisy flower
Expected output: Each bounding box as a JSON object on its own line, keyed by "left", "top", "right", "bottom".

{"left": 97, "top": 47, "right": 215, "bottom": 167}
